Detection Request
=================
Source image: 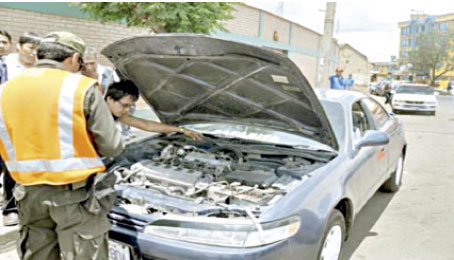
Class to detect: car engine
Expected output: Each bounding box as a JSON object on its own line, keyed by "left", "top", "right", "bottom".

{"left": 110, "top": 134, "right": 328, "bottom": 217}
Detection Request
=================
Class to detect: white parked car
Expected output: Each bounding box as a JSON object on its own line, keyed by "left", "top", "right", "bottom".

{"left": 391, "top": 83, "right": 438, "bottom": 115}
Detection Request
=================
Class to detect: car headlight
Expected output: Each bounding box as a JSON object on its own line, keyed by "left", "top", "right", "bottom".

{"left": 143, "top": 215, "right": 300, "bottom": 247}
{"left": 425, "top": 101, "right": 437, "bottom": 105}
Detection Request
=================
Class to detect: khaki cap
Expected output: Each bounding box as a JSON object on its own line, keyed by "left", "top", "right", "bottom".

{"left": 41, "top": 31, "right": 86, "bottom": 54}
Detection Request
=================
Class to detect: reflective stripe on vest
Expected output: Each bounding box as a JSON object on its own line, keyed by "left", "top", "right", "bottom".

{"left": 0, "top": 85, "right": 15, "bottom": 160}
{"left": 0, "top": 69, "right": 105, "bottom": 185}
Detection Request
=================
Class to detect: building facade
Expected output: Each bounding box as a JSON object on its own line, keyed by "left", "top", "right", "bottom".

{"left": 398, "top": 13, "right": 454, "bottom": 82}
{"left": 398, "top": 13, "right": 454, "bottom": 61}
{"left": 0, "top": 3, "right": 341, "bottom": 88}
{"left": 339, "top": 44, "right": 372, "bottom": 87}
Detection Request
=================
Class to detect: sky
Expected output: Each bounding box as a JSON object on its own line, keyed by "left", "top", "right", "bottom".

{"left": 245, "top": 0, "right": 454, "bottom": 62}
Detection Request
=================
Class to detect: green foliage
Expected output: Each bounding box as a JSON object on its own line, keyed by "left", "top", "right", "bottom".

{"left": 408, "top": 29, "right": 454, "bottom": 85}
{"left": 74, "top": 2, "right": 235, "bottom": 34}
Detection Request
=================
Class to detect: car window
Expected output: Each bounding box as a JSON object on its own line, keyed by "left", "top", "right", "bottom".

{"left": 351, "top": 101, "right": 372, "bottom": 138}
{"left": 361, "top": 98, "right": 389, "bottom": 129}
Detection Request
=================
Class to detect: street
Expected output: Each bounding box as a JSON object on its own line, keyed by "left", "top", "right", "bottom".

{"left": 1, "top": 95, "right": 454, "bottom": 259}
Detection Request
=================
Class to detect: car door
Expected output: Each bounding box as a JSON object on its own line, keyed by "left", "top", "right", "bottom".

{"left": 350, "top": 101, "right": 377, "bottom": 209}
{"left": 360, "top": 98, "right": 392, "bottom": 197}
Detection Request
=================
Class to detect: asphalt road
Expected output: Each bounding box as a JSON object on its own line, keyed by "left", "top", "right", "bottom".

{"left": 2, "top": 95, "right": 454, "bottom": 260}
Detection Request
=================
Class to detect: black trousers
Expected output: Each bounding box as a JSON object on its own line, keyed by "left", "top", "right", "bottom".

{"left": 1, "top": 158, "right": 16, "bottom": 215}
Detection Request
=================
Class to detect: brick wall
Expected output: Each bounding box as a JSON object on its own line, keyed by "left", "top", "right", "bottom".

{"left": 225, "top": 5, "right": 260, "bottom": 37}
{"left": 0, "top": 7, "right": 149, "bottom": 66}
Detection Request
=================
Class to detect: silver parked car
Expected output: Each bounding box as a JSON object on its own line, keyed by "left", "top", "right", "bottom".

{"left": 102, "top": 34, "right": 407, "bottom": 260}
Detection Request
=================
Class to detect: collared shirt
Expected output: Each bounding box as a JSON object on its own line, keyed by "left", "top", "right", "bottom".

{"left": 98, "top": 64, "right": 119, "bottom": 93}
{"left": 4, "top": 53, "right": 27, "bottom": 80}
{"left": 34, "top": 59, "right": 124, "bottom": 157}
{"left": 330, "top": 75, "right": 345, "bottom": 90}
{"left": 345, "top": 77, "right": 354, "bottom": 90}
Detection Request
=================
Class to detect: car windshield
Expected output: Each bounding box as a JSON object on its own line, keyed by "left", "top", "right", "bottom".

{"left": 396, "top": 85, "right": 434, "bottom": 95}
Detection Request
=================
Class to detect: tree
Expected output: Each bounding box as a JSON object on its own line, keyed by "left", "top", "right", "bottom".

{"left": 408, "top": 29, "right": 454, "bottom": 86}
{"left": 74, "top": 2, "right": 235, "bottom": 34}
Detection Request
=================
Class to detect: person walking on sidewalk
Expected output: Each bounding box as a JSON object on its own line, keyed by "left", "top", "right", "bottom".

{"left": 0, "top": 31, "right": 123, "bottom": 259}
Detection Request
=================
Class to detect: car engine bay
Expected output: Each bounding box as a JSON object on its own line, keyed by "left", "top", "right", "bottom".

{"left": 109, "top": 133, "right": 331, "bottom": 218}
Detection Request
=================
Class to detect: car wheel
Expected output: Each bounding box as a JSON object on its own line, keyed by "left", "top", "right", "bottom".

{"left": 318, "top": 209, "right": 346, "bottom": 260}
{"left": 381, "top": 155, "right": 404, "bottom": 192}
{"left": 430, "top": 111, "right": 436, "bottom": 116}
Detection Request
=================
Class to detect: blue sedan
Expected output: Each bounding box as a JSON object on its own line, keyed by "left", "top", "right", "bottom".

{"left": 103, "top": 35, "right": 406, "bottom": 260}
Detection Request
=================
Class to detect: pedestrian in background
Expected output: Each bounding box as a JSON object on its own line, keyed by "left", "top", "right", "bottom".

{"left": 0, "top": 32, "right": 41, "bottom": 226}
{"left": 346, "top": 74, "right": 355, "bottom": 90}
{"left": 82, "top": 46, "right": 119, "bottom": 94}
{"left": 0, "top": 30, "right": 12, "bottom": 83}
{"left": 329, "top": 67, "right": 345, "bottom": 90}
{"left": 384, "top": 83, "right": 392, "bottom": 104}
{"left": 4, "top": 32, "right": 41, "bottom": 80}
{"left": 0, "top": 30, "right": 13, "bottom": 226}
{"left": 0, "top": 31, "right": 124, "bottom": 259}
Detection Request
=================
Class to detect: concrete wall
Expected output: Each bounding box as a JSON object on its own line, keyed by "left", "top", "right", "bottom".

{"left": 340, "top": 45, "right": 371, "bottom": 86}
{"left": 288, "top": 53, "right": 318, "bottom": 86}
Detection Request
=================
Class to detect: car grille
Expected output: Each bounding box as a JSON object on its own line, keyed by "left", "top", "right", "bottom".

{"left": 404, "top": 101, "right": 424, "bottom": 105}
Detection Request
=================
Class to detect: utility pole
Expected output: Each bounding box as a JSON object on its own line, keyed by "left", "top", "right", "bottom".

{"left": 316, "top": 2, "right": 336, "bottom": 90}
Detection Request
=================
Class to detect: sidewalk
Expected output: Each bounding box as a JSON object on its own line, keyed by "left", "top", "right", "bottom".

{"left": 0, "top": 194, "right": 19, "bottom": 250}
{"left": 0, "top": 215, "right": 19, "bottom": 250}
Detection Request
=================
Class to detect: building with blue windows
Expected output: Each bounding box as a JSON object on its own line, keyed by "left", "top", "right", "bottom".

{"left": 398, "top": 13, "right": 453, "bottom": 61}
{"left": 398, "top": 13, "right": 454, "bottom": 83}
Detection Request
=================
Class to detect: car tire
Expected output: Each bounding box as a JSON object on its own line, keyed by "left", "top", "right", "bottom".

{"left": 430, "top": 111, "right": 436, "bottom": 116}
{"left": 381, "top": 155, "right": 404, "bottom": 192}
{"left": 317, "top": 209, "right": 346, "bottom": 260}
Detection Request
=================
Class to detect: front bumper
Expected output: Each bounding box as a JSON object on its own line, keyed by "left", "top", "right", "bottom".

{"left": 392, "top": 104, "right": 436, "bottom": 112}
{"left": 109, "top": 224, "right": 312, "bottom": 260}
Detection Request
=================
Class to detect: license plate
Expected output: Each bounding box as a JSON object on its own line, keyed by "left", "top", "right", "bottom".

{"left": 109, "top": 240, "right": 131, "bottom": 260}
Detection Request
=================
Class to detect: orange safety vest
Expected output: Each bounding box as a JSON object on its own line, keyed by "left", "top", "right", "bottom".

{"left": 0, "top": 68, "right": 106, "bottom": 185}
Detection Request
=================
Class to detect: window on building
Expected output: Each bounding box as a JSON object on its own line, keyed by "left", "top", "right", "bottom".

{"left": 401, "top": 39, "right": 409, "bottom": 47}
{"left": 401, "top": 27, "right": 409, "bottom": 36}
{"left": 400, "top": 52, "right": 408, "bottom": 58}
{"left": 439, "top": 22, "right": 448, "bottom": 32}
{"left": 411, "top": 25, "right": 418, "bottom": 34}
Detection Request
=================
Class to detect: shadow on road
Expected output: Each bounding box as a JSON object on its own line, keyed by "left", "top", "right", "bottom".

{"left": 341, "top": 191, "right": 396, "bottom": 260}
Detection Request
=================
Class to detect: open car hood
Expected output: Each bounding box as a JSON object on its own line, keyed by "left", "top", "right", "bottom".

{"left": 102, "top": 34, "right": 338, "bottom": 150}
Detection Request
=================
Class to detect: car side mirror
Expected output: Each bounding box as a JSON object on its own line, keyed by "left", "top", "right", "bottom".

{"left": 354, "top": 130, "right": 389, "bottom": 152}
